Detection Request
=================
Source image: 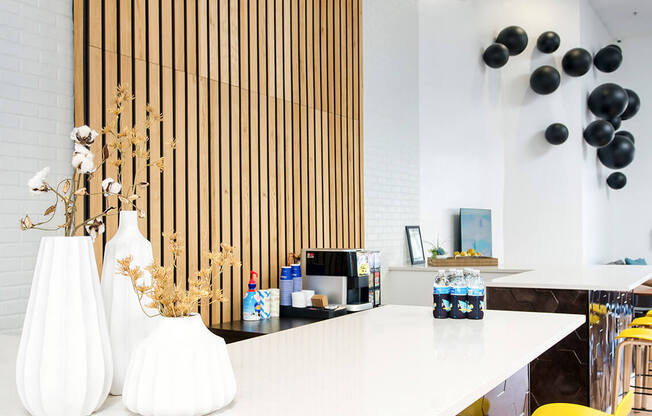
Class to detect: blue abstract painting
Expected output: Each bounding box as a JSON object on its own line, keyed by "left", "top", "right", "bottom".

{"left": 460, "top": 208, "right": 492, "bottom": 256}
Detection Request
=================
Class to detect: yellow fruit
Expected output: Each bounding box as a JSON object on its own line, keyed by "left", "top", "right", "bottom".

{"left": 460, "top": 252, "right": 467, "bottom": 257}
{"left": 467, "top": 248, "right": 475, "bottom": 254}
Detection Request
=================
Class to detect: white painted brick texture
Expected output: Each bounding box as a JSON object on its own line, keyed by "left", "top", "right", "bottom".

{"left": 0, "top": 0, "right": 74, "bottom": 334}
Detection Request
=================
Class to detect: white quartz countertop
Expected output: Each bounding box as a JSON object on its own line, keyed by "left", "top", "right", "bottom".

{"left": 390, "top": 264, "right": 652, "bottom": 292}
{"left": 1, "top": 305, "right": 584, "bottom": 416}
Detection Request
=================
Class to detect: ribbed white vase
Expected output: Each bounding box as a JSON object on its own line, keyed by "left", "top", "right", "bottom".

{"left": 122, "top": 314, "right": 237, "bottom": 416}
{"left": 16, "top": 236, "right": 112, "bottom": 416}
{"left": 101, "top": 210, "right": 157, "bottom": 395}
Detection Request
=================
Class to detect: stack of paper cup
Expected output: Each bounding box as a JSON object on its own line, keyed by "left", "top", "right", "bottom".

{"left": 269, "top": 289, "right": 280, "bottom": 317}
{"left": 291, "top": 291, "right": 307, "bottom": 308}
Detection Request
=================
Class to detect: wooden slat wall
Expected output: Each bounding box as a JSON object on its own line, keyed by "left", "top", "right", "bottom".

{"left": 73, "top": 0, "right": 364, "bottom": 324}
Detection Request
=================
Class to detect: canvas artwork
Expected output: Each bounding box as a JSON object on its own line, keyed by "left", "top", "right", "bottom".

{"left": 460, "top": 208, "right": 492, "bottom": 256}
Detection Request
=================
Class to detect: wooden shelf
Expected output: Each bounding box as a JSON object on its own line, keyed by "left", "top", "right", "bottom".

{"left": 428, "top": 257, "right": 499, "bottom": 267}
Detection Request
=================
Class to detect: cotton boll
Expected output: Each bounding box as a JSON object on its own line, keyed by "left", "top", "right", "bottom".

{"left": 101, "top": 177, "right": 122, "bottom": 196}
{"left": 27, "top": 167, "right": 50, "bottom": 194}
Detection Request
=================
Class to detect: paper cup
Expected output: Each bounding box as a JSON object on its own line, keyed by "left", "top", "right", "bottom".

{"left": 292, "top": 291, "right": 306, "bottom": 308}
{"left": 302, "top": 290, "right": 315, "bottom": 307}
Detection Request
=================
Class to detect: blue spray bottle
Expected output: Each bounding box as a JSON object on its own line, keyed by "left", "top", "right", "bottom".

{"left": 243, "top": 271, "right": 261, "bottom": 321}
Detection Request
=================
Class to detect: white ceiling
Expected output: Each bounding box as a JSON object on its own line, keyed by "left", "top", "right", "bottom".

{"left": 589, "top": 0, "right": 652, "bottom": 39}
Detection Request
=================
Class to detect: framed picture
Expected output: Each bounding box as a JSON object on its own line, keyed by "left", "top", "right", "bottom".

{"left": 405, "top": 226, "right": 425, "bottom": 265}
{"left": 460, "top": 208, "right": 492, "bottom": 256}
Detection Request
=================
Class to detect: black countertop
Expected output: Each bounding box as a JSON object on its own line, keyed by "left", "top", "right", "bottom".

{"left": 209, "top": 316, "right": 324, "bottom": 343}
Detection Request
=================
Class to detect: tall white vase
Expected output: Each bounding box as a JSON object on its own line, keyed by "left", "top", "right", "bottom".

{"left": 16, "top": 236, "right": 112, "bottom": 416}
{"left": 101, "top": 210, "right": 157, "bottom": 395}
{"left": 122, "top": 314, "right": 237, "bottom": 416}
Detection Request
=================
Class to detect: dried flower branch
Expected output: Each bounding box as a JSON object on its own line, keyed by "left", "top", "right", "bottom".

{"left": 19, "top": 85, "right": 173, "bottom": 239}
{"left": 117, "top": 233, "right": 241, "bottom": 318}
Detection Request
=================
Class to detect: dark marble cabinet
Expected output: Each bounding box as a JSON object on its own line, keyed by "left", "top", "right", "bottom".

{"left": 487, "top": 287, "right": 632, "bottom": 413}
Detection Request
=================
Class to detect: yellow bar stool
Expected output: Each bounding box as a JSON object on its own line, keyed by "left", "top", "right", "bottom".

{"left": 614, "top": 328, "right": 652, "bottom": 413}
{"left": 626, "top": 321, "right": 652, "bottom": 410}
{"left": 632, "top": 317, "right": 652, "bottom": 328}
{"left": 531, "top": 391, "right": 632, "bottom": 416}
{"left": 532, "top": 327, "right": 651, "bottom": 416}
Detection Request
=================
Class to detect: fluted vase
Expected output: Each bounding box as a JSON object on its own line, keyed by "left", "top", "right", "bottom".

{"left": 122, "top": 314, "right": 237, "bottom": 416}
{"left": 101, "top": 210, "right": 157, "bottom": 395}
{"left": 16, "top": 236, "right": 112, "bottom": 416}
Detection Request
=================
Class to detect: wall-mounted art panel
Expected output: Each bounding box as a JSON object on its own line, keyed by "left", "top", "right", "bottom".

{"left": 73, "top": 0, "right": 364, "bottom": 324}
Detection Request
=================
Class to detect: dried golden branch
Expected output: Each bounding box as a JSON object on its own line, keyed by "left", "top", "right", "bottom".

{"left": 117, "top": 233, "right": 240, "bottom": 318}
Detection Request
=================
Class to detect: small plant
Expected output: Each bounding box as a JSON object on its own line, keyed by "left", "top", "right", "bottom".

{"left": 117, "top": 232, "right": 241, "bottom": 318}
{"left": 19, "top": 85, "right": 172, "bottom": 241}
{"left": 428, "top": 235, "right": 446, "bottom": 258}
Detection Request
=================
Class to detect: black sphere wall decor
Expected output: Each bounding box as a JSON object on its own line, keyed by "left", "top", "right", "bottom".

{"left": 545, "top": 123, "right": 569, "bottom": 145}
{"left": 607, "top": 117, "right": 621, "bottom": 130}
{"left": 483, "top": 43, "right": 510, "bottom": 68}
{"left": 594, "top": 45, "right": 623, "bottom": 73}
{"left": 530, "top": 66, "right": 561, "bottom": 95}
{"left": 537, "top": 31, "right": 560, "bottom": 53}
{"left": 616, "top": 130, "right": 635, "bottom": 143}
{"left": 588, "top": 83, "right": 629, "bottom": 119}
{"left": 583, "top": 120, "right": 615, "bottom": 148}
{"left": 562, "top": 48, "right": 592, "bottom": 77}
{"left": 620, "top": 89, "right": 640, "bottom": 120}
{"left": 606, "top": 172, "right": 627, "bottom": 190}
{"left": 496, "top": 26, "right": 528, "bottom": 56}
{"left": 597, "top": 135, "right": 635, "bottom": 169}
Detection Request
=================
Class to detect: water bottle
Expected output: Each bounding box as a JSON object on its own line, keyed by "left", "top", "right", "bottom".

{"left": 432, "top": 271, "right": 451, "bottom": 319}
{"left": 280, "top": 266, "right": 293, "bottom": 306}
{"left": 450, "top": 270, "right": 468, "bottom": 319}
{"left": 466, "top": 269, "right": 485, "bottom": 320}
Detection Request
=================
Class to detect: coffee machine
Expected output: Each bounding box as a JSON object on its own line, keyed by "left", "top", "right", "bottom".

{"left": 301, "top": 249, "right": 374, "bottom": 312}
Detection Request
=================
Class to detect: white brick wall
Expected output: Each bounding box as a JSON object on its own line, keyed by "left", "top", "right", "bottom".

{"left": 363, "top": 0, "right": 420, "bottom": 268}
{"left": 0, "top": 0, "right": 74, "bottom": 334}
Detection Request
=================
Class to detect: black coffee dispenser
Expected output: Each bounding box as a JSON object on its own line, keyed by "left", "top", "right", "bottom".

{"left": 302, "top": 249, "right": 373, "bottom": 311}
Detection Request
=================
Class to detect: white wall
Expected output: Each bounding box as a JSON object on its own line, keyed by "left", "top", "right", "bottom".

{"left": 363, "top": 0, "right": 421, "bottom": 267}
{"left": 416, "top": 0, "right": 614, "bottom": 266}
{"left": 0, "top": 0, "right": 74, "bottom": 333}
{"left": 605, "top": 35, "right": 652, "bottom": 262}
{"left": 579, "top": 0, "right": 615, "bottom": 264}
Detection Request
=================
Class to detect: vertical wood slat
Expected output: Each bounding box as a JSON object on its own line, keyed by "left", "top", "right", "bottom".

{"left": 104, "top": 0, "right": 119, "bottom": 245}
{"left": 72, "top": 0, "right": 84, "bottom": 236}
{"left": 161, "top": 1, "right": 174, "bottom": 271}
{"left": 75, "top": 0, "right": 364, "bottom": 323}
{"left": 134, "top": 0, "right": 147, "bottom": 247}
{"left": 197, "top": 0, "right": 210, "bottom": 324}
{"left": 186, "top": 0, "right": 199, "bottom": 314}
{"left": 239, "top": 0, "right": 250, "bottom": 323}
{"left": 88, "top": 1, "right": 103, "bottom": 268}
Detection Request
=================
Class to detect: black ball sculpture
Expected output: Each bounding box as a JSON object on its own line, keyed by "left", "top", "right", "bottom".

{"left": 588, "top": 83, "right": 629, "bottom": 119}
{"left": 562, "top": 48, "right": 592, "bottom": 77}
{"left": 594, "top": 45, "right": 623, "bottom": 73}
{"left": 606, "top": 172, "right": 627, "bottom": 190}
{"left": 584, "top": 120, "right": 614, "bottom": 147}
{"left": 616, "top": 130, "right": 635, "bottom": 143}
{"left": 530, "top": 66, "right": 561, "bottom": 95}
{"left": 482, "top": 43, "right": 510, "bottom": 68}
{"left": 545, "top": 123, "right": 569, "bottom": 145}
{"left": 620, "top": 89, "right": 640, "bottom": 120}
{"left": 597, "top": 135, "right": 635, "bottom": 169}
{"left": 607, "top": 117, "right": 621, "bottom": 130}
{"left": 496, "top": 26, "right": 528, "bottom": 56}
{"left": 536, "top": 31, "right": 560, "bottom": 53}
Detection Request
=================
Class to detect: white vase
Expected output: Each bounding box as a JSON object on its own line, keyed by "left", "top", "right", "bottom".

{"left": 101, "top": 210, "right": 157, "bottom": 395}
{"left": 122, "top": 314, "right": 237, "bottom": 416}
{"left": 16, "top": 236, "right": 112, "bottom": 416}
